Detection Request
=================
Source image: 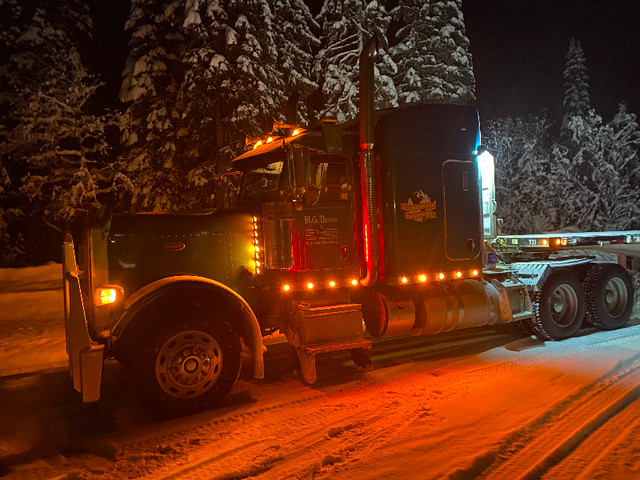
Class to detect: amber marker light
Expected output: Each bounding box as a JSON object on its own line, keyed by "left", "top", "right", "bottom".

{"left": 554, "top": 238, "right": 562, "bottom": 246}
{"left": 456, "top": 271, "right": 462, "bottom": 278}
{"left": 253, "top": 140, "right": 263, "bottom": 149}
{"left": 541, "top": 238, "right": 549, "bottom": 246}
{"left": 307, "top": 282, "right": 314, "bottom": 290}
{"left": 329, "top": 280, "right": 336, "bottom": 287}
{"left": 401, "top": 276, "right": 408, "bottom": 284}
{"left": 266, "top": 136, "right": 274, "bottom": 143}
{"left": 292, "top": 129, "right": 300, "bottom": 136}
{"left": 282, "top": 284, "right": 291, "bottom": 292}
{"left": 472, "top": 270, "right": 479, "bottom": 277}
{"left": 419, "top": 274, "right": 427, "bottom": 282}
{"left": 438, "top": 273, "right": 445, "bottom": 280}
{"left": 350, "top": 279, "right": 358, "bottom": 286}
{"left": 94, "top": 286, "right": 123, "bottom": 306}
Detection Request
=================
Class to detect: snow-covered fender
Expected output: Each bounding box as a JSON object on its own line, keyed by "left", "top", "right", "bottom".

{"left": 111, "top": 275, "right": 264, "bottom": 380}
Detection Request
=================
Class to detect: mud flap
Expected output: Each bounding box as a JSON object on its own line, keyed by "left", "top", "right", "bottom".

{"left": 63, "top": 237, "right": 104, "bottom": 403}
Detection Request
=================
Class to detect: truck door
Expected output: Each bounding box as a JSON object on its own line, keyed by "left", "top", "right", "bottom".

{"left": 442, "top": 159, "right": 482, "bottom": 260}
{"left": 292, "top": 157, "right": 356, "bottom": 270}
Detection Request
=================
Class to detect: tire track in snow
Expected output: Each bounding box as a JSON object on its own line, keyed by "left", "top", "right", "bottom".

{"left": 143, "top": 389, "right": 430, "bottom": 480}
{"left": 542, "top": 395, "right": 640, "bottom": 479}
{"left": 451, "top": 352, "right": 640, "bottom": 480}
{"left": 92, "top": 324, "right": 640, "bottom": 480}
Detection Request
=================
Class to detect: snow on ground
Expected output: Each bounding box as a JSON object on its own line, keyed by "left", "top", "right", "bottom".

{"left": 0, "top": 263, "right": 67, "bottom": 377}
{"left": 1, "top": 263, "right": 640, "bottom": 479}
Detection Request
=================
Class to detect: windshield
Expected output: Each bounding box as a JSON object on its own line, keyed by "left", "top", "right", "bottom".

{"left": 240, "top": 160, "right": 285, "bottom": 202}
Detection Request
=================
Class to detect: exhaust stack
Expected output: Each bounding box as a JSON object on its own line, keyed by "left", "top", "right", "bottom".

{"left": 359, "top": 36, "right": 378, "bottom": 286}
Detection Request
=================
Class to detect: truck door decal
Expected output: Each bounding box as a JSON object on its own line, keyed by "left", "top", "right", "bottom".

{"left": 400, "top": 190, "right": 437, "bottom": 222}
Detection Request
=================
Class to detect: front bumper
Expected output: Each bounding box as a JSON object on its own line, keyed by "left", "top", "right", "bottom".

{"left": 62, "top": 235, "right": 104, "bottom": 402}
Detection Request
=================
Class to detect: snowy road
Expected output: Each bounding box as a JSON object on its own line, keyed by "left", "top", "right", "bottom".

{"left": 2, "top": 264, "right": 640, "bottom": 479}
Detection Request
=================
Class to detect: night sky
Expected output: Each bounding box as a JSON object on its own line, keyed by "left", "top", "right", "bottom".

{"left": 461, "top": 0, "right": 640, "bottom": 120}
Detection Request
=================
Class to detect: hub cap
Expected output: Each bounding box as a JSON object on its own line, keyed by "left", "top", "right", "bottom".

{"left": 549, "top": 284, "right": 579, "bottom": 327}
{"left": 155, "top": 330, "right": 223, "bottom": 399}
{"left": 604, "top": 277, "right": 628, "bottom": 318}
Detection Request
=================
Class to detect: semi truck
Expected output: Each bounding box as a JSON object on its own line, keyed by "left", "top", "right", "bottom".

{"left": 62, "top": 37, "right": 637, "bottom": 417}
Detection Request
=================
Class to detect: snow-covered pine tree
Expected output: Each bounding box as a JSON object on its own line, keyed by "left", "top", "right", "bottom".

{"left": 118, "top": 0, "right": 197, "bottom": 211}
{"left": 558, "top": 105, "right": 640, "bottom": 231}
{"left": 120, "top": 0, "right": 282, "bottom": 211}
{"left": 561, "top": 38, "right": 590, "bottom": 133}
{"left": 271, "top": 0, "right": 320, "bottom": 126}
{"left": 0, "top": 0, "right": 120, "bottom": 263}
{"left": 484, "top": 115, "right": 559, "bottom": 233}
{"left": 181, "top": 0, "right": 280, "bottom": 172}
{"left": 392, "top": 0, "right": 475, "bottom": 106}
{"left": 315, "top": 0, "right": 398, "bottom": 123}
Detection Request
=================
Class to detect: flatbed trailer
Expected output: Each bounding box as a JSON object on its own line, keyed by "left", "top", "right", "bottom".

{"left": 492, "top": 231, "right": 640, "bottom": 259}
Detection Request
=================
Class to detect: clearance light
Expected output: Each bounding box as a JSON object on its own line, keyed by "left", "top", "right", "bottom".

{"left": 456, "top": 271, "right": 462, "bottom": 278}
{"left": 419, "top": 274, "right": 427, "bottom": 282}
{"left": 541, "top": 238, "right": 548, "bottom": 246}
{"left": 292, "top": 129, "right": 300, "bottom": 136}
{"left": 438, "top": 273, "right": 445, "bottom": 280}
{"left": 554, "top": 238, "right": 561, "bottom": 246}
{"left": 266, "top": 136, "right": 274, "bottom": 144}
{"left": 351, "top": 279, "right": 358, "bottom": 286}
{"left": 252, "top": 217, "right": 262, "bottom": 274}
{"left": 307, "top": 282, "right": 314, "bottom": 290}
{"left": 561, "top": 238, "right": 568, "bottom": 246}
{"left": 283, "top": 284, "right": 291, "bottom": 292}
{"left": 472, "top": 270, "right": 479, "bottom": 277}
{"left": 401, "top": 276, "right": 408, "bottom": 284}
{"left": 329, "top": 280, "right": 336, "bottom": 287}
{"left": 253, "top": 140, "right": 263, "bottom": 149}
{"left": 94, "top": 286, "right": 123, "bottom": 306}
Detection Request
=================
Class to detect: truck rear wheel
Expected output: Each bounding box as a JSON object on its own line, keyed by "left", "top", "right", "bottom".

{"left": 531, "top": 271, "right": 585, "bottom": 341}
{"left": 131, "top": 313, "right": 241, "bottom": 418}
{"left": 583, "top": 264, "right": 633, "bottom": 330}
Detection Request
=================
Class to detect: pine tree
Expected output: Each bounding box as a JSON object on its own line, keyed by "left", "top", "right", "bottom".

{"left": 0, "top": 0, "right": 120, "bottom": 263}
{"left": 315, "top": 0, "right": 397, "bottom": 123}
{"left": 562, "top": 38, "right": 590, "bottom": 132}
{"left": 271, "top": 0, "right": 320, "bottom": 126}
{"left": 119, "top": 0, "right": 281, "bottom": 212}
{"left": 392, "top": 0, "right": 475, "bottom": 106}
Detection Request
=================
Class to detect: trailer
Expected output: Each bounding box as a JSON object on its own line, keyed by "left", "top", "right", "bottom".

{"left": 62, "top": 37, "right": 636, "bottom": 417}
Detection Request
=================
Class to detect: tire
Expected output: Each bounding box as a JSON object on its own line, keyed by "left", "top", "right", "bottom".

{"left": 583, "top": 263, "right": 633, "bottom": 330}
{"left": 531, "top": 270, "right": 585, "bottom": 340}
{"left": 131, "top": 310, "right": 242, "bottom": 418}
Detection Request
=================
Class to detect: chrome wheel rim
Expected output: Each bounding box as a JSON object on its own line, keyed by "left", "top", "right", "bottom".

{"left": 155, "top": 330, "right": 223, "bottom": 399}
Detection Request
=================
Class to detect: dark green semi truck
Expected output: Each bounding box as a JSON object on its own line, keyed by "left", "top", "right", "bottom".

{"left": 63, "top": 38, "right": 636, "bottom": 417}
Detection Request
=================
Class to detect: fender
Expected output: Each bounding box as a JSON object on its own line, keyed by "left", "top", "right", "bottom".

{"left": 111, "top": 275, "right": 264, "bottom": 379}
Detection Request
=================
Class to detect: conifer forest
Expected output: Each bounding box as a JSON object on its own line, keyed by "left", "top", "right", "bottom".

{"left": 1, "top": 0, "right": 639, "bottom": 265}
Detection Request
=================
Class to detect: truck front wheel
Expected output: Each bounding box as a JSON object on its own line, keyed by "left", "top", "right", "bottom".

{"left": 583, "top": 264, "right": 633, "bottom": 330}
{"left": 131, "top": 314, "right": 241, "bottom": 417}
{"left": 531, "top": 271, "right": 585, "bottom": 341}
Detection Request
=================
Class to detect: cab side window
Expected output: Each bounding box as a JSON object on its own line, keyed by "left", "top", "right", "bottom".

{"left": 310, "top": 161, "right": 352, "bottom": 201}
